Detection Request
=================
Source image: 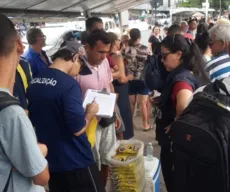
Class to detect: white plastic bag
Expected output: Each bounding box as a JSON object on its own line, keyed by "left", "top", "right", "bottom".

{"left": 106, "top": 139, "right": 145, "bottom": 192}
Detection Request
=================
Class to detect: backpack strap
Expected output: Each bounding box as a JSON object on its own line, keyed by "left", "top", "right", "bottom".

{"left": 17, "top": 64, "right": 28, "bottom": 92}
{"left": 214, "top": 80, "right": 230, "bottom": 97}
{"left": 3, "top": 170, "right": 12, "bottom": 192}
{"left": 204, "top": 80, "right": 230, "bottom": 97}
{"left": 0, "top": 91, "right": 21, "bottom": 192}
{"left": 0, "top": 92, "right": 21, "bottom": 111}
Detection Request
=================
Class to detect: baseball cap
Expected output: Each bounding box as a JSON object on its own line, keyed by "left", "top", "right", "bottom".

{"left": 54, "top": 41, "right": 92, "bottom": 76}
{"left": 59, "top": 41, "right": 84, "bottom": 55}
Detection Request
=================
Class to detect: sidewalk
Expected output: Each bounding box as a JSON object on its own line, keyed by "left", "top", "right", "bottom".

{"left": 133, "top": 116, "right": 167, "bottom": 192}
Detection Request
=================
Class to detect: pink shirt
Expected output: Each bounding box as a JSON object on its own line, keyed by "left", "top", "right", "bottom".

{"left": 76, "top": 58, "right": 113, "bottom": 98}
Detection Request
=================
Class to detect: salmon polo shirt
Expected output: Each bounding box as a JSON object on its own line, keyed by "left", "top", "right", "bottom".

{"left": 76, "top": 58, "right": 113, "bottom": 98}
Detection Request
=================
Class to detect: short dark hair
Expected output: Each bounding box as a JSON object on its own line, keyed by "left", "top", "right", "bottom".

{"left": 188, "top": 19, "right": 197, "bottom": 25}
{"left": 167, "top": 24, "right": 182, "bottom": 36}
{"left": 26, "top": 28, "right": 42, "bottom": 45}
{"left": 86, "top": 29, "right": 111, "bottom": 48}
{"left": 0, "top": 14, "right": 17, "bottom": 56}
{"left": 86, "top": 17, "right": 103, "bottom": 31}
{"left": 129, "top": 28, "right": 141, "bottom": 46}
{"left": 51, "top": 49, "right": 73, "bottom": 62}
{"left": 130, "top": 28, "right": 141, "bottom": 42}
{"left": 164, "top": 27, "right": 169, "bottom": 31}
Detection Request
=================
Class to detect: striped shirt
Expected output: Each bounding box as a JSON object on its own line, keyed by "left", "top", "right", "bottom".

{"left": 205, "top": 53, "right": 230, "bottom": 82}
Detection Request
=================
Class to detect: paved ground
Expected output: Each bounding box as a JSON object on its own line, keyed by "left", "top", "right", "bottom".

{"left": 133, "top": 115, "right": 167, "bottom": 192}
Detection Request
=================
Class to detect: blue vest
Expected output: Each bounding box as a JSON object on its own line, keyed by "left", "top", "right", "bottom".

{"left": 156, "top": 67, "right": 200, "bottom": 147}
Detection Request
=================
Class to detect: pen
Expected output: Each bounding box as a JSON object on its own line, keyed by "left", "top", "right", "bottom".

{"left": 92, "top": 97, "right": 96, "bottom": 103}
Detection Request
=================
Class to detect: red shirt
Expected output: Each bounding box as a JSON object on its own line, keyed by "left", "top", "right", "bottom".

{"left": 171, "top": 81, "right": 193, "bottom": 107}
{"left": 184, "top": 33, "right": 194, "bottom": 40}
{"left": 106, "top": 55, "right": 116, "bottom": 68}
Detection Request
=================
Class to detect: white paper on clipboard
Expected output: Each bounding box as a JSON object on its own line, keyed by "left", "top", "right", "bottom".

{"left": 83, "top": 89, "right": 116, "bottom": 118}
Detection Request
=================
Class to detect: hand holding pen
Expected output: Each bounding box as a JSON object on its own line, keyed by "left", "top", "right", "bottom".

{"left": 86, "top": 98, "right": 99, "bottom": 117}
{"left": 92, "top": 97, "right": 96, "bottom": 103}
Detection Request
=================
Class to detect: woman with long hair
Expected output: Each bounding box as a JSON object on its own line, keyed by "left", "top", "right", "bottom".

{"left": 125, "top": 28, "right": 152, "bottom": 131}
{"left": 156, "top": 34, "right": 210, "bottom": 192}
{"left": 107, "top": 32, "right": 134, "bottom": 139}
{"left": 195, "top": 23, "right": 212, "bottom": 63}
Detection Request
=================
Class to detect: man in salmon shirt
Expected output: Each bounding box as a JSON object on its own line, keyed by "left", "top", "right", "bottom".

{"left": 76, "top": 29, "right": 120, "bottom": 187}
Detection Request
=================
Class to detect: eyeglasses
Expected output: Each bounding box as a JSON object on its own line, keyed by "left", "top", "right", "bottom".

{"left": 161, "top": 52, "right": 172, "bottom": 60}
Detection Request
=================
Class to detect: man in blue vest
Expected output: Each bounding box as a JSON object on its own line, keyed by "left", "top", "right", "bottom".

{"left": 14, "top": 57, "right": 32, "bottom": 113}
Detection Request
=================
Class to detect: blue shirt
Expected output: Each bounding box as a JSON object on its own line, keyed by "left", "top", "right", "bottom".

{"left": 23, "top": 47, "right": 51, "bottom": 77}
{"left": 27, "top": 68, "right": 94, "bottom": 172}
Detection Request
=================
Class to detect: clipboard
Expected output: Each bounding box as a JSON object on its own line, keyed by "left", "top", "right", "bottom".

{"left": 83, "top": 88, "right": 116, "bottom": 118}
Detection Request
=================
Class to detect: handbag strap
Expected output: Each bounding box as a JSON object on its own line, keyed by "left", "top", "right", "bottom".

{"left": 3, "top": 169, "right": 12, "bottom": 192}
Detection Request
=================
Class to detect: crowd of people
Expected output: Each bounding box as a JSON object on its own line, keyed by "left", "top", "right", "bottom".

{"left": 1, "top": 12, "right": 230, "bottom": 192}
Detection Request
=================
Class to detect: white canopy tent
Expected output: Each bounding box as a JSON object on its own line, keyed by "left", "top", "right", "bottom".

{"left": 0, "top": 0, "right": 150, "bottom": 19}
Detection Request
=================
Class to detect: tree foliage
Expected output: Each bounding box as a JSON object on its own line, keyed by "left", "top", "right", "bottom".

{"left": 210, "top": 0, "right": 229, "bottom": 10}
{"left": 178, "top": 0, "right": 230, "bottom": 10}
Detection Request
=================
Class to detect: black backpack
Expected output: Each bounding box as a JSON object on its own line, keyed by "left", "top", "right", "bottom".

{"left": 171, "top": 80, "right": 230, "bottom": 192}
{"left": 0, "top": 91, "right": 21, "bottom": 192}
{"left": 144, "top": 54, "right": 168, "bottom": 91}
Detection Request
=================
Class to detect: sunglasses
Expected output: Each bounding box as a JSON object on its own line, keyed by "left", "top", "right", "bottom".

{"left": 161, "top": 52, "right": 172, "bottom": 60}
